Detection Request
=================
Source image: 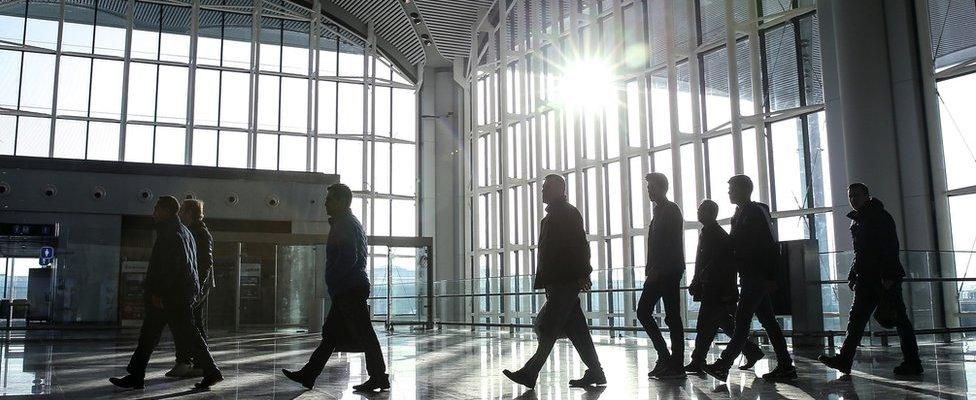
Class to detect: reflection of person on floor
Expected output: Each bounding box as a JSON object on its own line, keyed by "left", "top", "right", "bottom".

{"left": 503, "top": 174, "right": 606, "bottom": 389}
{"left": 703, "top": 175, "right": 796, "bottom": 382}
{"left": 685, "top": 200, "right": 764, "bottom": 375}
{"left": 110, "top": 196, "right": 222, "bottom": 390}
{"left": 636, "top": 172, "right": 687, "bottom": 380}
{"left": 818, "top": 183, "right": 922, "bottom": 376}
{"left": 167, "top": 199, "right": 216, "bottom": 378}
{"left": 282, "top": 183, "right": 390, "bottom": 392}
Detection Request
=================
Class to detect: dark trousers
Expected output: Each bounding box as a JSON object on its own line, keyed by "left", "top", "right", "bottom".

{"left": 690, "top": 300, "right": 763, "bottom": 365}
{"left": 521, "top": 283, "right": 601, "bottom": 377}
{"left": 839, "top": 282, "right": 919, "bottom": 365}
{"left": 302, "top": 291, "right": 386, "bottom": 378}
{"left": 718, "top": 279, "right": 792, "bottom": 367}
{"left": 173, "top": 300, "right": 208, "bottom": 365}
{"left": 127, "top": 301, "right": 218, "bottom": 378}
{"left": 636, "top": 276, "right": 684, "bottom": 367}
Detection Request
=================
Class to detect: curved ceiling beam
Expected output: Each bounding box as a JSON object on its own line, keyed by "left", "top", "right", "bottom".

{"left": 289, "top": 0, "right": 420, "bottom": 83}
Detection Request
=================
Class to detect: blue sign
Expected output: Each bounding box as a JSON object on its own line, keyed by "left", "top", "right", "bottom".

{"left": 40, "top": 246, "right": 55, "bottom": 259}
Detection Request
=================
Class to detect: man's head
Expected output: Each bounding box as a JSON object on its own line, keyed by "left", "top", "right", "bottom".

{"left": 179, "top": 199, "right": 204, "bottom": 225}
{"left": 848, "top": 182, "right": 870, "bottom": 210}
{"left": 645, "top": 172, "right": 669, "bottom": 203}
{"left": 541, "top": 174, "right": 567, "bottom": 205}
{"left": 728, "top": 175, "right": 754, "bottom": 205}
{"left": 325, "top": 183, "right": 353, "bottom": 217}
{"left": 698, "top": 199, "right": 719, "bottom": 224}
{"left": 154, "top": 196, "right": 181, "bottom": 222}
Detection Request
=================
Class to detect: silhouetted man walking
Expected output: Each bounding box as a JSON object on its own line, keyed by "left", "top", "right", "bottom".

{"left": 503, "top": 174, "right": 605, "bottom": 389}
{"left": 685, "top": 200, "right": 764, "bottom": 374}
{"left": 703, "top": 175, "right": 796, "bottom": 382}
{"left": 167, "top": 199, "right": 216, "bottom": 378}
{"left": 637, "top": 172, "right": 686, "bottom": 379}
{"left": 282, "top": 183, "right": 390, "bottom": 392}
{"left": 110, "top": 196, "right": 222, "bottom": 390}
{"left": 819, "top": 183, "right": 921, "bottom": 376}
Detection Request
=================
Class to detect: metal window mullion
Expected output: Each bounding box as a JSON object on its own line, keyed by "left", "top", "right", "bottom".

{"left": 185, "top": 0, "right": 199, "bottom": 165}
{"left": 663, "top": 0, "right": 681, "bottom": 213}
{"left": 685, "top": 0, "right": 705, "bottom": 220}
{"left": 47, "top": 0, "right": 66, "bottom": 158}
{"left": 306, "top": 0, "right": 318, "bottom": 172}
{"left": 726, "top": 0, "right": 744, "bottom": 174}
{"left": 247, "top": 0, "right": 261, "bottom": 168}
{"left": 363, "top": 23, "right": 374, "bottom": 231}
{"left": 748, "top": 0, "right": 770, "bottom": 204}
{"left": 118, "top": 0, "right": 135, "bottom": 161}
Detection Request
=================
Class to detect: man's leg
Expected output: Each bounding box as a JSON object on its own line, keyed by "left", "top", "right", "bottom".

{"left": 890, "top": 286, "right": 920, "bottom": 364}
{"left": 302, "top": 306, "right": 340, "bottom": 377}
{"left": 753, "top": 292, "right": 792, "bottom": 366}
{"left": 193, "top": 300, "right": 208, "bottom": 343}
{"left": 717, "top": 302, "right": 763, "bottom": 361}
{"left": 661, "top": 277, "right": 684, "bottom": 368}
{"left": 337, "top": 295, "right": 387, "bottom": 378}
{"left": 521, "top": 288, "right": 575, "bottom": 377}
{"left": 690, "top": 301, "right": 723, "bottom": 365}
{"left": 717, "top": 283, "right": 765, "bottom": 366}
{"left": 564, "top": 298, "right": 601, "bottom": 371}
{"left": 637, "top": 279, "right": 670, "bottom": 362}
{"left": 837, "top": 287, "right": 878, "bottom": 366}
{"left": 167, "top": 304, "right": 219, "bottom": 377}
{"left": 126, "top": 304, "right": 168, "bottom": 378}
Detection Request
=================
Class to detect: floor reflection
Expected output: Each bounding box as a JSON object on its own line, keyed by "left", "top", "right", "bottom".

{"left": 0, "top": 329, "right": 974, "bottom": 399}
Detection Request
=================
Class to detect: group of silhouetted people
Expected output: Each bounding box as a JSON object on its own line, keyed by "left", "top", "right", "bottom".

{"left": 110, "top": 176, "right": 922, "bottom": 393}
{"left": 502, "top": 173, "right": 922, "bottom": 390}
{"left": 110, "top": 184, "right": 389, "bottom": 393}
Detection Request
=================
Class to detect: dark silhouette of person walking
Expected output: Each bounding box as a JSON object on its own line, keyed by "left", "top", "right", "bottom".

{"left": 503, "top": 174, "right": 605, "bottom": 389}
{"left": 636, "top": 172, "right": 686, "bottom": 379}
{"left": 167, "top": 199, "right": 216, "bottom": 378}
{"left": 282, "top": 183, "right": 390, "bottom": 392}
{"left": 110, "top": 196, "right": 222, "bottom": 390}
{"left": 684, "top": 199, "right": 763, "bottom": 374}
{"left": 703, "top": 175, "right": 796, "bottom": 382}
{"left": 818, "top": 183, "right": 922, "bottom": 376}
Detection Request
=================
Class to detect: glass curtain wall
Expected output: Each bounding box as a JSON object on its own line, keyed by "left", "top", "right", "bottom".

{"left": 462, "top": 0, "right": 831, "bottom": 332}
{"left": 919, "top": 1, "right": 976, "bottom": 326}
{"left": 0, "top": 0, "right": 419, "bottom": 253}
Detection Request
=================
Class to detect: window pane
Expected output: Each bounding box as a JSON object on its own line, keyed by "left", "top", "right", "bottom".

{"left": 337, "top": 139, "right": 363, "bottom": 190}
{"left": 57, "top": 56, "right": 92, "bottom": 117}
{"left": 763, "top": 23, "right": 800, "bottom": 112}
{"left": 374, "top": 142, "right": 391, "bottom": 194}
{"left": 127, "top": 63, "right": 158, "bottom": 121}
{"left": 607, "top": 162, "right": 622, "bottom": 235}
{"left": 937, "top": 72, "right": 976, "bottom": 191}
{"left": 124, "top": 124, "right": 153, "bottom": 162}
{"left": 220, "top": 71, "right": 250, "bottom": 129}
{"left": 194, "top": 69, "right": 220, "bottom": 126}
{"left": 87, "top": 122, "right": 120, "bottom": 161}
{"left": 625, "top": 80, "right": 642, "bottom": 146}
{"left": 630, "top": 156, "right": 645, "bottom": 229}
{"left": 0, "top": 115, "right": 14, "bottom": 155}
{"left": 317, "top": 81, "right": 337, "bottom": 134}
{"left": 374, "top": 86, "right": 391, "bottom": 137}
{"left": 156, "top": 66, "right": 187, "bottom": 123}
{"left": 192, "top": 129, "right": 218, "bottom": 166}
{"left": 256, "top": 133, "right": 278, "bottom": 170}
{"left": 337, "top": 83, "right": 363, "bottom": 134}
{"left": 0, "top": 10, "right": 25, "bottom": 45}
{"left": 338, "top": 50, "right": 364, "bottom": 77}
{"left": 90, "top": 59, "right": 123, "bottom": 119}
{"left": 649, "top": 70, "right": 670, "bottom": 146}
{"left": 391, "top": 143, "right": 415, "bottom": 196}
{"left": 280, "top": 77, "right": 308, "bottom": 133}
{"left": 20, "top": 53, "right": 55, "bottom": 113}
{"left": 706, "top": 134, "right": 734, "bottom": 220}
{"left": 279, "top": 135, "right": 307, "bottom": 171}
{"left": 218, "top": 130, "right": 248, "bottom": 168}
{"left": 0, "top": 50, "right": 21, "bottom": 109}
{"left": 316, "top": 137, "right": 335, "bottom": 173}
{"left": 154, "top": 126, "right": 185, "bottom": 165}
{"left": 675, "top": 61, "right": 694, "bottom": 134}
{"left": 14, "top": 117, "right": 50, "bottom": 157}
{"left": 373, "top": 198, "right": 391, "bottom": 236}
{"left": 26, "top": 12, "right": 58, "bottom": 50}
{"left": 391, "top": 199, "right": 416, "bottom": 236}
{"left": 680, "top": 143, "right": 698, "bottom": 217}
{"left": 53, "top": 119, "right": 87, "bottom": 159}
{"left": 258, "top": 75, "right": 280, "bottom": 131}
{"left": 702, "top": 46, "right": 731, "bottom": 131}
{"left": 392, "top": 88, "right": 416, "bottom": 140}
{"left": 770, "top": 118, "right": 807, "bottom": 211}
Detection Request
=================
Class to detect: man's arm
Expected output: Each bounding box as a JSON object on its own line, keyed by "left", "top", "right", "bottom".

{"left": 325, "top": 219, "right": 360, "bottom": 283}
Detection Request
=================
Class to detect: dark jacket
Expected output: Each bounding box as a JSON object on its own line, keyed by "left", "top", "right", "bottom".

{"left": 847, "top": 198, "right": 905, "bottom": 285}
{"left": 534, "top": 200, "right": 592, "bottom": 290}
{"left": 144, "top": 216, "right": 200, "bottom": 306}
{"left": 690, "top": 222, "right": 737, "bottom": 303}
{"left": 730, "top": 201, "right": 779, "bottom": 281}
{"left": 326, "top": 209, "right": 370, "bottom": 298}
{"left": 187, "top": 220, "right": 215, "bottom": 295}
{"left": 646, "top": 200, "right": 684, "bottom": 278}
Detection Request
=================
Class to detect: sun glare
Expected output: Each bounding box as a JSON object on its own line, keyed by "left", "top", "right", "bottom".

{"left": 555, "top": 58, "right": 618, "bottom": 113}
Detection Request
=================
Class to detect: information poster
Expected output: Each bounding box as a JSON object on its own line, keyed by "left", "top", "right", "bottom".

{"left": 120, "top": 261, "right": 148, "bottom": 327}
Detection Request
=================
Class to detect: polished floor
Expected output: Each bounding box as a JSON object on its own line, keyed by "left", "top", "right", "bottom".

{"left": 1, "top": 328, "right": 973, "bottom": 399}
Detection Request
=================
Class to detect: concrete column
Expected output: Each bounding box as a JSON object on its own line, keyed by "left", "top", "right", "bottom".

{"left": 419, "top": 63, "right": 463, "bottom": 322}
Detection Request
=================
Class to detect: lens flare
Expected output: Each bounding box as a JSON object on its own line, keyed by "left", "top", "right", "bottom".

{"left": 554, "top": 58, "right": 617, "bottom": 114}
